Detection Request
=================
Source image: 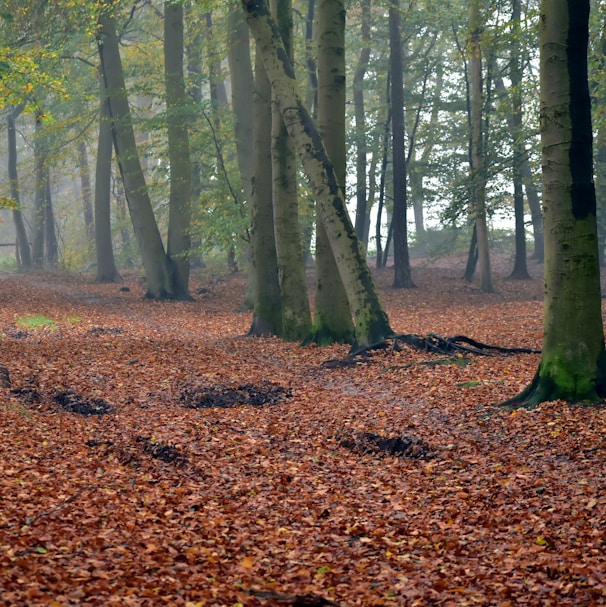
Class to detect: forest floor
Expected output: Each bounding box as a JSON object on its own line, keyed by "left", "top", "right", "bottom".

{"left": 0, "top": 256, "right": 605, "bottom": 607}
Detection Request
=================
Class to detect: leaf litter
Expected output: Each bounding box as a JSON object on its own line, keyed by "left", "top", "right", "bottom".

{"left": 0, "top": 260, "right": 604, "bottom": 606}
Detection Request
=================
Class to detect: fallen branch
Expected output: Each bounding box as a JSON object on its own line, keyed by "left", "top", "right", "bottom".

{"left": 23, "top": 488, "right": 90, "bottom": 527}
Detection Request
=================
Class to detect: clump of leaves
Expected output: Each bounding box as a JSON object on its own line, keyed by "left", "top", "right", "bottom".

{"left": 179, "top": 381, "right": 291, "bottom": 409}
{"left": 136, "top": 436, "right": 186, "bottom": 466}
{"left": 339, "top": 431, "right": 435, "bottom": 460}
{"left": 53, "top": 390, "right": 113, "bottom": 416}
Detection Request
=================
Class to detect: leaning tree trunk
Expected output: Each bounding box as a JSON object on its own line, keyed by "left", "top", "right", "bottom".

{"left": 96, "top": 5, "right": 178, "bottom": 300}
{"left": 503, "top": 0, "right": 606, "bottom": 408}
{"left": 310, "top": 0, "right": 355, "bottom": 346}
{"left": 241, "top": 0, "right": 392, "bottom": 348}
{"left": 7, "top": 105, "right": 31, "bottom": 269}
{"left": 164, "top": 1, "right": 193, "bottom": 300}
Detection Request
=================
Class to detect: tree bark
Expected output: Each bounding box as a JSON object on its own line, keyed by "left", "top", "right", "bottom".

{"left": 503, "top": 0, "right": 606, "bottom": 408}
{"left": 77, "top": 140, "right": 95, "bottom": 251}
{"left": 241, "top": 0, "right": 392, "bottom": 348}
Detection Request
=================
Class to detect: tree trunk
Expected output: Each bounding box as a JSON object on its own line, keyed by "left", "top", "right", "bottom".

{"left": 44, "top": 178, "right": 58, "bottom": 268}
{"left": 6, "top": 105, "right": 31, "bottom": 270}
{"left": 164, "top": 2, "right": 193, "bottom": 300}
{"left": 95, "top": 71, "right": 121, "bottom": 283}
{"left": 270, "top": 0, "right": 311, "bottom": 341}
{"left": 248, "top": 42, "right": 283, "bottom": 336}
{"left": 503, "top": 0, "right": 606, "bottom": 408}
{"left": 469, "top": 0, "right": 493, "bottom": 292}
{"left": 96, "top": 5, "right": 178, "bottom": 300}
{"left": 309, "top": 0, "right": 355, "bottom": 345}
{"left": 242, "top": 0, "right": 392, "bottom": 348}
{"left": 389, "top": 0, "right": 414, "bottom": 288}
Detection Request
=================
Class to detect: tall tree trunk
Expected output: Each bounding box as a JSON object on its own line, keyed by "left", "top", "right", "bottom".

{"left": 32, "top": 114, "right": 46, "bottom": 268}
{"left": 242, "top": 0, "right": 392, "bottom": 349}
{"left": 77, "top": 140, "right": 95, "bottom": 251}
{"left": 165, "top": 2, "right": 193, "bottom": 300}
{"left": 270, "top": 0, "right": 311, "bottom": 341}
{"left": 508, "top": 0, "right": 531, "bottom": 279}
{"left": 389, "top": 0, "right": 414, "bottom": 288}
{"left": 503, "top": 0, "right": 606, "bottom": 407}
{"left": 248, "top": 43, "right": 282, "bottom": 336}
{"left": 7, "top": 105, "right": 31, "bottom": 269}
{"left": 96, "top": 5, "right": 178, "bottom": 300}
{"left": 353, "top": 0, "right": 371, "bottom": 244}
{"left": 469, "top": 0, "right": 493, "bottom": 292}
{"left": 95, "top": 71, "right": 120, "bottom": 283}
{"left": 309, "top": 0, "right": 355, "bottom": 345}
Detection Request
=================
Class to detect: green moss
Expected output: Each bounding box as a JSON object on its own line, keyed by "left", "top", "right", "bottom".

{"left": 16, "top": 314, "right": 56, "bottom": 330}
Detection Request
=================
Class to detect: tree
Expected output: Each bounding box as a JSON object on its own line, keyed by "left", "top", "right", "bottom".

{"left": 503, "top": 0, "right": 606, "bottom": 408}
{"left": 241, "top": 0, "right": 392, "bottom": 349}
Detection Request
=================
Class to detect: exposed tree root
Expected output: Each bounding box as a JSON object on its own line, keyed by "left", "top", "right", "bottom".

{"left": 324, "top": 333, "right": 539, "bottom": 368}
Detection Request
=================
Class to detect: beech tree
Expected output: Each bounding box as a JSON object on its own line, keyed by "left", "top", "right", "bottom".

{"left": 241, "top": 0, "right": 392, "bottom": 348}
{"left": 504, "top": 0, "right": 606, "bottom": 407}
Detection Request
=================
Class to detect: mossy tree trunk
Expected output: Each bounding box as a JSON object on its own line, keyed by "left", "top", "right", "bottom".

{"left": 311, "top": 0, "right": 355, "bottom": 346}
{"left": 270, "top": 0, "right": 311, "bottom": 341}
{"left": 241, "top": 0, "right": 392, "bottom": 348}
{"left": 503, "top": 0, "right": 606, "bottom": 408}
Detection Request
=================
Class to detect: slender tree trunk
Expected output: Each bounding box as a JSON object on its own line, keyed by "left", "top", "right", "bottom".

{"left": 242, "top": 0, "right": 392, "bottom": 348}
{"left": 390, "top": 0, "right": 414, "bottom": 288}
{"left": 304, "top": 0, "right": 318, "bottom": 118}
{"left": 270, "top": 0, "right": 311, "bottom": 341}
{"left": 469, "top": 0, "right": 493, "bottom": 292}
{"left": 97, "top": 5, "right": 178, "bottom": 300}
{"left": 7, "top": 105, "right": 31, "bottom": 269}
{"left": 507, "top": 0, "right": 531, "bottom": 279}
{"left": 44, "top": 178, "right": 58, "bottom": 267}
{"left": 353, "top": 0, "right": 371, "bottom": 244}
{"left": 248, "top": 43, "right": 282, "bottom": 336}
{"left": 95, "top": 71, "right": 121, "bottom": 283}
{"left": 77, "top": 140, "right": 95, "bottom": 251}
{"left": 165, "top": 2, "right": 193, "bottom": 300}
{"left": 503, "top": 0, "right": 606, "bottom": 408}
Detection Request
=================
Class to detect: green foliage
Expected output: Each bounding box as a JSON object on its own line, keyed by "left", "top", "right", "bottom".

{"left": 16, "top": 314, "right": 56, "bottom": 330}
